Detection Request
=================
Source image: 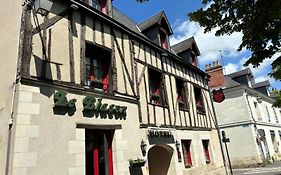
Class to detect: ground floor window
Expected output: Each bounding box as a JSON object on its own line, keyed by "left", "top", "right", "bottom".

{"left": 181, "top": 140, "right": 192, "bottom": 168}
{"left": 86, "top": 129, "right": 114, "bottom": 175}
{"left": 202, "top": 140, "right": 211, "bottom": 163}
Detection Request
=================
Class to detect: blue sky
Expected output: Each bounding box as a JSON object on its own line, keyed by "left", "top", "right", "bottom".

{"left": 113, "top": 0, "right": 281, "bottom": 90}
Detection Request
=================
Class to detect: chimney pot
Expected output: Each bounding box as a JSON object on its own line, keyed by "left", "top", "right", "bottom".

{"left": 205, "top": 64, "right": 209, "bottom": 69}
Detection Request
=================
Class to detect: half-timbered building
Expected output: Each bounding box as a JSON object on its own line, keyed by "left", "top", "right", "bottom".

{"left": 0, "top": 0, "right": 225, "bottom": 175}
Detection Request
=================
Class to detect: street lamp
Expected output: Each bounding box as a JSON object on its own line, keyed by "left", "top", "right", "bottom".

{"left": 140, "top": 140, "right": 147, "bottom": 157}
{"left": 175, "top": 140, "right": 180, "bottom": 150}
{"left": 34, "top": 0, "right": 54, "bottom": 16}
{"left": 175, "top": 140, "right": 182, "bottom": 162}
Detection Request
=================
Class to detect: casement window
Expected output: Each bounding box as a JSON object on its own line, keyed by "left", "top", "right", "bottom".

{"left": 148, "top": 69, "right": 166, "bottom": 106}
{"left": 181, "top": 140, "right": 192, "bottom": 168}
{"left": 85, "top": 43, "right": 111, "bottom": 92}
{"left": 176, "top": 79, "right": 188, "bottom": 110}
{"left": 264, "top": 105, "right": 271, "bottom": 122}
{"left": 202, "top": 140, "right": 211, "bottom": 163}
{"left": 86, "top": 129, "right": 114, "bottom": 175}
{"left": 160, "top": 30, "right": 168, "bottom": 49}
{"left": 194, "top": 86, "right": 205, "bottom": 113}
{"left": 273, "top": 108, "right": 279, "bottom": 123}
{"left": 191, "top": 54, "right": 197, "bottom": 67}
{"left": 89, "top": 0, "right": 107, "bottom": 14}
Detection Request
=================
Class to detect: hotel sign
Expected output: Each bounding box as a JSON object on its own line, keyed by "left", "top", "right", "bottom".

{"left": 147, "top": 128, "right": 172, "bottom": 137}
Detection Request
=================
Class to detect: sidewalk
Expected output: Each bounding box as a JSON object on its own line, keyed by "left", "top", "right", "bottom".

{"left": 233, "top": 161, "right": 281, "bottom": 175}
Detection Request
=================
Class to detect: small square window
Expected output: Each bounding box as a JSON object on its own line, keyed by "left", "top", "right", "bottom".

{"left": 89, "top": 0, "right": 107, "bottom": 14}
{"left": 85, "top": 43, "right": 111, "bottom": 92}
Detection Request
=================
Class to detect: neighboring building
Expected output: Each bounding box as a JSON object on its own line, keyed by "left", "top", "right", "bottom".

{"left": 206, "top": 61, "right": 281, "bottom": 168}
{"left": 0, "top": 1, "right": 225, "bottom": 175}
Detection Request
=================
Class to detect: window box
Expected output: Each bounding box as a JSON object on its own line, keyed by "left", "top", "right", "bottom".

{"left": 151, "top": 93, "right": 160, "bottom": 101}
{"left": 129, "top": 159, "right": 146, "bottom": 168}
{"left": 185, "top": 164, "right": 192, "bottom": 168}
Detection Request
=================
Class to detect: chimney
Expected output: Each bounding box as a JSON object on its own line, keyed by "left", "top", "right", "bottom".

{"left": 205, "top": 60, "right": 225, "bottom": 88}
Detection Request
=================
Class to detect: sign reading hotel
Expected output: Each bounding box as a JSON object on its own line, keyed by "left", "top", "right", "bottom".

{"left": 53, "top": 91, "right": 127, "bottom": 115}
{"left": 147, "top": 128, "right": 172, "bottom": 137}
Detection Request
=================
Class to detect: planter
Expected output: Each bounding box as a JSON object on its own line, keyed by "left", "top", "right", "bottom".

{"left": 129, "top": 159, "right": 146, "bottom": 168}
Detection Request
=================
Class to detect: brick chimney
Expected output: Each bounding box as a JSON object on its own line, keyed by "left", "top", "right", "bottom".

{"left": 205, "top": 61, "right": 225, "bottom": 88}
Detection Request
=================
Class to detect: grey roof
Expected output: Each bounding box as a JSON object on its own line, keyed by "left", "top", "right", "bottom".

{"left": 227, "top": 68, "right": 253, "bottom": 78}
{"left": 252, "top": 80, "right": 270, "bottom": 88}
{"left": 112, "top": 7, "right": 146, "bottom": 37}
{"left": 171, "top": 37, "right": 200, "bottom": 56}
{"left": 137, "top": 11, "right": 173, "bottom": 35}
{"left": 224, "top": 75, "right": 241, "bottom": 88}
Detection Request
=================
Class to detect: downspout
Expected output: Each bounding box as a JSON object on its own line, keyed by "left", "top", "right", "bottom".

{"left": 207, "top": 89, "right": 229, "bottom": 175}
{"left": 244, "top": 91, "right": 265, "bottom": 164}
{"left": 4, "top": 80, "right": 18, "bottom": 175}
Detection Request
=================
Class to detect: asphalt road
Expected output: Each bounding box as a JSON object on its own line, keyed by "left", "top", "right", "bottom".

{"left": 233, "top": 161, "right": 281, "bottom": 175}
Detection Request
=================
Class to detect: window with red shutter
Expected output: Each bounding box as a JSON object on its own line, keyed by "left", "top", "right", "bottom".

{"left": 181, "top": 140, "right": 192, "bottom": 168}
{"left": 86, "top": 129, "right": 114, "bottom": 175}
{"left": 194, "top": 86, "right": 205, "bottom": 113}
{"left": 176, "top": 79, "right": 188, "bottom": 110}
{"left": 89, "top": 0, "right": 108, "bottom": 14}
{"left": 148, "top": 69, "right": 166, "bottom": 106}
{"left": 85, "top": 43, "right": 111, "bottom": 92}
{"left": 160, "top": 31, "right": 168, "bottom": 49}
{"left": 202, "top": 140, "right": 211, "bottom": 163}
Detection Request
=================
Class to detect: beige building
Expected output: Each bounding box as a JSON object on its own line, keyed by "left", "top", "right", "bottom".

{"left": 206, "top": 62, "right": 281, "bottom": 168}
{"left": 1, "top": 0, "right": 226, "bottom": 175}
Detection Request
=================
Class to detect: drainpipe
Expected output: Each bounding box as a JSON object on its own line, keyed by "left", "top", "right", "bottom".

{"left": 4, "top": 80, "right": 18, "bottom": 175}
{"left": 244, "top": 91, "right": 266, "bottom": 164}
{"left": 207, "top": 90, "right": 229, "bottom": 175}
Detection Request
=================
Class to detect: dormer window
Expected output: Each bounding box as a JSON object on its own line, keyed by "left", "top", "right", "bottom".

{"left": 160, "top": 30, "right": 168, "bottom": 49}
{"left": 191, "top": 53, "right": 197, "bottom": 67}
{"left": 89, "top": 0, "right": 107, "bottom": 14}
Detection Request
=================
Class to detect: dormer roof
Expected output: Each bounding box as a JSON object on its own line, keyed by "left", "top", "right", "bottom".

{"left": 252, "top": 80, "right": 270, "bottom": 88}
{"left": 137, "top": 11, "right": 173, "bottom": 35}
{"left": 171, "top": 37, "right": 200, "bottom": 56}
{"left": 227, "top": 68, "right": 253, "bottom": 78}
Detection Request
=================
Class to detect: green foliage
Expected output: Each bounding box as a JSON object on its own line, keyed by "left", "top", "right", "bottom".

{"left": 188, "top": 0, "right": 281, "bottom": 81}
{"left": 273, "top": 90, "right": 281, "bottom": 107}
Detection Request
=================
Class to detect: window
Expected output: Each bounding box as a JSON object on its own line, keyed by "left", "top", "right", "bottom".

{"left": 264, "top": 105, "right": 271, "bottom": 122}
{"left": 89, "top": 0, "right": 107, "bottom": 14}
{"left": 181, "top": 140, "right": 192, "bottom": 168}
{"left": 273, "top": 108, "right": 279, "bottom": 123}
{"left": 176, "top": 79, "right": 187, "bottom": 110}
{"left": 254, "top": 102, "right": 262, "bottom": 121}
{"left": 202, "top": 140, "right": 211, "bottom": 163}
{"left": 270, "top": 130, "right": 278, "bottom": 153}
{"left": 160, "top": 30, "right": 168, "bottom": 49}
{"left": 191, "top": 53, "right": 197, "bottom": 67}
{"left": 194, "top": 86, "right": 205, "bottom": 113}
{"left": 148, "top": 69, "right": 166, "bottom": 106}
{"left": 85, "top": 43, "right": 111, "bottom": 92}
{"left": 86, "top": 129, "right": 114, "bottom": 175}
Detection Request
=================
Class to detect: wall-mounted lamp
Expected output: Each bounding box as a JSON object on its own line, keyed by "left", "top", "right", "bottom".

{"left": 34, "top": 0, "right": 54, "bottom": 16}
{"left": 140, "top": 140, "right": 147, "bottom": 157}
{"left": 175, "top": 140, "right": 182, "bottom": 162}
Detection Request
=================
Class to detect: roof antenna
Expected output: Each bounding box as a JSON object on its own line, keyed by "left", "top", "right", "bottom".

{"left": 218, "top": 50, "right": 227, "bottom": 75}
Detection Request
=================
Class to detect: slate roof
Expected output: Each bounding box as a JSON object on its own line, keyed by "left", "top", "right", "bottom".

{"left": 112, "top": 7, "right": 146, "bottom": 37}
{"left": 137, "top": 11, "right": 173, "bottom": 35}
{"left": 224, "top": 75, "right": 241, "bottom": 88}
{"left": 227, "top": 68, "right": 253, "bottom": 78}
{"left": 252, "top": 80, "right": 270, "bottom": 88}
{"left": 171, "top": 37, "right": 200, "bottom": 56}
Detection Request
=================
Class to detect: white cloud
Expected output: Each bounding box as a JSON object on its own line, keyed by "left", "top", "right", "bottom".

{"left": 224, "top": 63, "right": 239, "bottom": 74}
{"left": 170, "top": 20, "right": 245, "bottom": 65}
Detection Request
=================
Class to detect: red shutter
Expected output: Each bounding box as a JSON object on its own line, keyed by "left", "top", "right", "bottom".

{"left": 102, "top": 0, "right": 107, "bottom": 14}
{"left": 102, "top": 59, "right": 109, "bottom": 92}
{"left": 93, "top": 143, "right": 99, "bottom": 175}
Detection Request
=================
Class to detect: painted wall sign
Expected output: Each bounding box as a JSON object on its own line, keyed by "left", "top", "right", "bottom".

{"left": 147, "top": 129, "right": 172, "bottom": 137}
{"left": 53, "top": 91, "right": 127, "bottom": 115}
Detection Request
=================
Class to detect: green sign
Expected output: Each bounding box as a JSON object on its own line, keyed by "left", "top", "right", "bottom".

{"left": 53, "top": 91, "right": 127, "bottom": 115}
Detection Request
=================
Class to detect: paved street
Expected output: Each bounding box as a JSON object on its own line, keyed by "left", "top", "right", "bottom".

{"left": 233, "top": 161, "right": 281, "bottom": 175}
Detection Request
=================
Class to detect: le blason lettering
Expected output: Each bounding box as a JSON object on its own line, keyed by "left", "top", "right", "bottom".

{"left": 53, "top": 91, "right": 127, "bottom": 114}
{"left": 83, "top": 96, "right": 127, "bottom": 114}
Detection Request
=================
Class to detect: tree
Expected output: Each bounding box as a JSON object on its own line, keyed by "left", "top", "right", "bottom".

{"left": 188, "top": 0, "right": 281, "bottom": 107}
